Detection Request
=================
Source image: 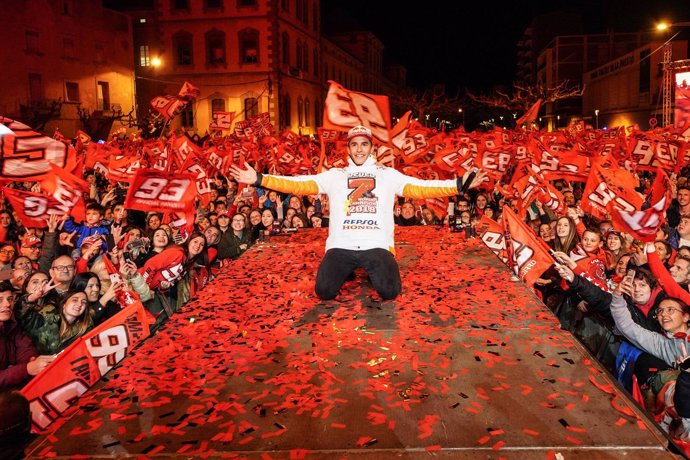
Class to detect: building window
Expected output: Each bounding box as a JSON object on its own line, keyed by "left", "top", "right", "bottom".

{"left": 62, "top": 0, "right": 73, "bottom": 15}
{"left": 304, "top": 98, "right": 310, "bottom": 127}
{"left": 296, "top": 0, "right": 306, "bottom": 23}
{"left": 282, "top": 32, "right": 290, "bottom": 65}
{"left": 281, "top": 0, "right": 289, "bottom": 11}
{"left": 297, "top": 96, "right": 303, "bottom": 126}
{"left": 313, "top": 3, "right": 318, "bottom": 32}
{"left": 173, "top": 31, "right": 193, "bottom": 65}
{"left": 211, "top": 97, "right": 226, "bottom": 115}
{"left": 95, "top": 43, "right": 105, "bottom": 64}
{"left": 313, "top": 49, "right": 319, "bottom": 77}
{"left": 244, "top": 97, "right": 259, "bottom": 120}
{"left": 28, "top": 73, "right": 42, "bottom": 102}
{"left": 65, "top": 82, "right": 79, "bottom": 102}
{"left": 173, "top": 0, "right": 189, "bottom": 10}
{"left": 239, "top": 28, "right": 259, "bottom": 64}
{"left": 205, "top": 29, "right": 226, "bottom": 65}
{"left": 62, "top": 38, "right": 76, "bottom": 58}
{"left": 237, "top": 0, "right": 256, "bottom": 6}
{"left": 296, "top": 40, "right": 303, "bottom": 70}
{"left": 205, "top": 0, "right": 222, "bottom": 8}
{"left": 181, "top": 105, "right": 194, "bottom": 127}
{"left": 314, "top": 98, "right": 321, "bottom": 128}
{"left": 97, "top": 81, "right": 110, "bottom": 111}
{"left": 139, "top": 45, "right": 151, "bottom": 66}
{"left": 25, "top": 30, "right": 40, "bottom": 54}
{"left": 281, "top": 94, "right": 291, "bottom": 128}
{"left": 302, "top": 43, "right": 308, "bottom": 73}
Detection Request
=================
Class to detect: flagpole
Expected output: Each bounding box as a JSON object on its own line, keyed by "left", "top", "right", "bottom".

{"left": 159, "top": 118, "right": 170, "bottom": 140}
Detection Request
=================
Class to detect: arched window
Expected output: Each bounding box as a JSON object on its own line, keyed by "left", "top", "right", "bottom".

{"left": 313, "top": 3, "right": 318, "bottom": 32}
{"left": 172, "top": 30, "right": 193, "bottom": 65}
{"left": 313, "top": 49, "right": 319, "bottom": 77}
{"left": 314, "top": 98, "right": 321, "bottom": 128}
{"left": 304, "top": 98, "right": 310, "bottom": 127}
{"left": 281, "top": 94, "right": 291, "bottom": 128}
{"left": 239, "top": 28, "right": 259, "bottom": 64}
{"left": 296, "top": 39, "right": 303, "bottom": 70}
{"left": 297, "top": 96, "right": 303, "bottom": 127}
{"left": 211, "top": 97, "right": 225, "bottom": 114}
{"left": 205, "top": 29, "right": 225, "bottom": 65}
{"left": 281, "top": 31, "right": 289, "bottom": 65}
{"left": 302, "top": 43, "right": 308, "bottom": 73}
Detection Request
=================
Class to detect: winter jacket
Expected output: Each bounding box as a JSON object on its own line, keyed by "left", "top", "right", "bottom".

{"left": 0, "top": 319, "right": 37, "bottom": 389}
{"left": 610, "top": 293, "right": 687, "bottom": 366}
{"left": 218, "top": 230, "right": 251, "bottom": 260}
{"left": 17, "top": 302, "right": 61, "bottom": 355}
{"left": 566, "top": 274, "right": 613, "bottom": 319}
{"left": 62, "top": 218, "right": 110, "bottom": 251}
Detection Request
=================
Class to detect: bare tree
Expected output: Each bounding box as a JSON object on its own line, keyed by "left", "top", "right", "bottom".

{"left": 392, "top": 85, "right": 461, "bottom": 122}
{"left": 467, "top": 80, "right": 585, "bottom": 111}
{"left": 77, "top": 105, "right": 138, "bottom": 140}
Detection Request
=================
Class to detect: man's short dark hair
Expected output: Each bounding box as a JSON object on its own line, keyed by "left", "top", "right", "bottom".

{"left": 678, "top": 185, "right": 690, "bottom": 194}
{"left": 0, "top": 281, "right": 15, "bottom": 294}
{"left": 86, "top": 202, "right": 105, "bottom": 215}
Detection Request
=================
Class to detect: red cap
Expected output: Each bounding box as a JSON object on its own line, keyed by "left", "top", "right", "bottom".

{"left": 22, "top": 235, "right": 42, "bottom": 248}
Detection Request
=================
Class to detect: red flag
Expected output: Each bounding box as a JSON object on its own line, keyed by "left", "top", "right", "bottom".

{"left": 150, "top": 95, "right": 189, "bottom": 120}
{"left": 476, "top": 216, "right": 509, "bottom": 264}
{"left": 124, "top": 169, "right": 197, "bottom": 213}
{"left": 3, "top": 188, "right": 71, "bottom": 227}
{"left": 178, "top": 81, "right": 200, "bottom": 100}
{"left": 611, "top": 170, "right": 672, "bottom": 242}
{"left": 0, "top": 117, "right": 77, "bottom": 180}
{"left": 581, "top": 162, "right": 642, "bottom": 219}
{"left": 516, "top": 99, "right": 542, "bottom": 128}
{"left": 502, "top": 206, "right": 555, "bottom": 287}
{"left": 323, "top": 80, "right": 391, "bottom": 144}
{"left": 209, "top": 111, "right": 235, "bottom": 130}
{"left": 40, "top": 164, "right": 88, "bottom": 222}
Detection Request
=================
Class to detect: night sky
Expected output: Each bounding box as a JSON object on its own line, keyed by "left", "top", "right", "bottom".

{"left": 322, "top": 0, "right": 690, "bottom": 92}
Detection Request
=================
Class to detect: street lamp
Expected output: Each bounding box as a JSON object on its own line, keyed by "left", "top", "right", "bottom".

{"left": 458, "top": 107, "right": 465, "bottom": 130}
{"left": 556, "top": 114, "right": 560, "bottom": 129}
{"left": 594, "top": 109, "right": 599, "bottom": 129}
{"left": 151, "top": 56, "right": 162, "bottom": 68}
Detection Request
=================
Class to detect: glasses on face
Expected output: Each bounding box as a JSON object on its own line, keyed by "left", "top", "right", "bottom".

{"left": 657, "top": 307, "right": 684, "bottom": 317}
{"left": 51, "top": 265, "right": 75, "bottom": 272}
{"left": 0, "top": 249, "right": 15, "bottom": 255}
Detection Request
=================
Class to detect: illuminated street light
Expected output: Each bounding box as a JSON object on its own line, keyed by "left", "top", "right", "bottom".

{"left": 151, "top": 56, "right": 162, "bottom": 67}
{"left": 594, "top": 109, "right": 599, "bottom": 129}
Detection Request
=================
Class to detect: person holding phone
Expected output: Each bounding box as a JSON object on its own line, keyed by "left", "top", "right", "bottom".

{"left": 609, "top": 272, "right": 690, "bottom": 441}
{"left": 230, "top": 125, "right": 488, "bottom": 300}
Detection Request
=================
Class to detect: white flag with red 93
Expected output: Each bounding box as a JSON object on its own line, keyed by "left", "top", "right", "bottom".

{"left": 124, "top": 169, "right": 197, "bottom": 213}
{"left": 323, "top": 81, "right": 391, "bottom": 144}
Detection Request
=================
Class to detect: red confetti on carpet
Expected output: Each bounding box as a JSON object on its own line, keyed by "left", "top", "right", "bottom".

{"left": 24, "top": 228, "right": 675, "bottom": 458}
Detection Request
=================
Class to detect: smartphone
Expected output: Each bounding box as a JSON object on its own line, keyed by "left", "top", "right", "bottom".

{"left": 626, "top": 269, "right": 636, "bottom": 281}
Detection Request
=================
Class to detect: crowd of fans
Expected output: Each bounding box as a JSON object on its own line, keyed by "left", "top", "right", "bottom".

{"left": 1, "top": 156, "right": 690, "bottom": 453}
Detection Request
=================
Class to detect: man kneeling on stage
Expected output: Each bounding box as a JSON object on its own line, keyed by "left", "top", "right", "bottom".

{"left": 230, "top": 125, "right": 486, "bottom": 300}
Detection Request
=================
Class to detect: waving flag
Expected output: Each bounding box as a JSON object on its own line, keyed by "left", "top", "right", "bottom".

{"left": 3, "top": 188, "right": 71, "bottom": 227}
{"left": 323, "top": 81, "right": 391, "bottom": 144}
{"left": 0, "top": 117, "right": 77, "bottom": 180}
{"left": 611, "top": 169, "right": 672, "bottom": 242}
{"left": 502, "top": 206, "right": 555, "bottom": 287}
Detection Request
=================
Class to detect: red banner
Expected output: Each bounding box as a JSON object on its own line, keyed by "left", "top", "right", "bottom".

{"left": 3, "top": 187, "right": 71, "bottom": 227}
{"left": 40, "top": 164, "right": 88, "bottom": 222}
{"left": 210, "top": 111, "right": 235, "bottom": 130}
{"left": 0, "top": 117, "right": 77, "bottom": 180}
{"left": 323, "top": 80, "right": 391, "bottom": 144}
{"left": 22, "top": 302, "right": 149, "bottom": 431}
{"left": 611, "top": 169, "right": 672, "bottom": 242}
{"left": 476, "top": 216, "right": 508, "bottom": 264}
{"left": 124, "top": 169, "right": 197, "bottom": 213}
{"left": 581, "top": 162, "right": 642, "bottom": 219}
{"left": 150, "top": 95, "right": 190, "bottom": 120}
{"left": 502, "top": 206, "right": 555, "bottom": 287}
